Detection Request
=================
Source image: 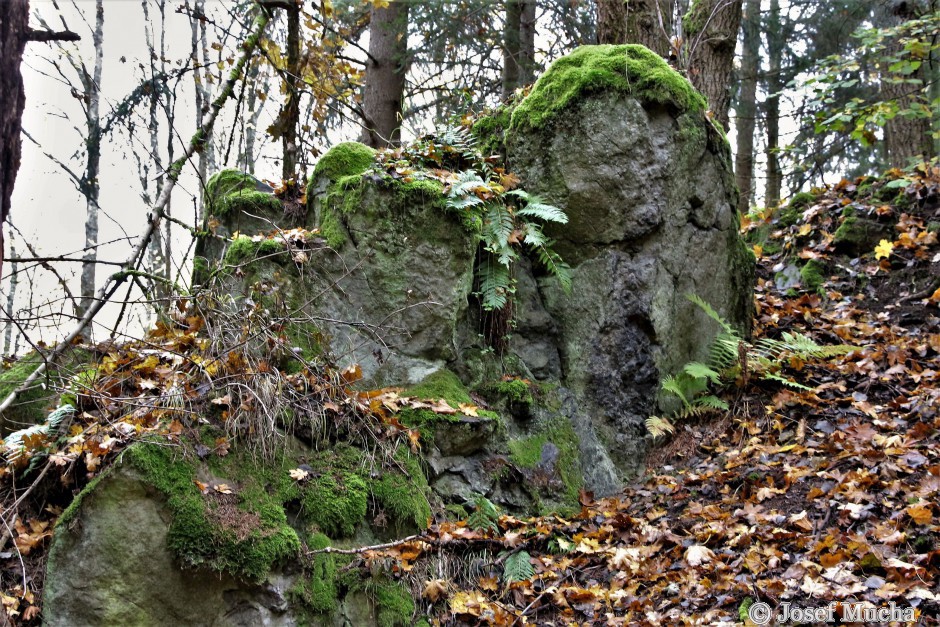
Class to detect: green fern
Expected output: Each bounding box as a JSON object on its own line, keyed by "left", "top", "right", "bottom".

{"left": 503, "top": 550, "right": 534, "bottom": 583}
{"left": 647, "top": 295, "right": 856, "bottom": 438}
{"left": 467, "top": 494, "right": 500, "bottom": 533}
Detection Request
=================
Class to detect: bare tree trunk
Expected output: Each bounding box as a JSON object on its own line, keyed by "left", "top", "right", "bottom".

{"left": 78, "top": 0, "right": 105, "bottom": 333}
{"left": 502, "top": 0, "right": 522, "bottom": 99}
{"left": 282, "top": 3, "right": 301, "bottom": 183}
{"left": 3, "top": 239, "right": 17, "bottom": 354}
{"left": 519, "top": 1, "right": 536, "bottom": 85}
{"left": 877, "top": 2, "right": 935, "bottom": 168}
{"left": 734, "top": 0, "right": 759, "bottom": 214}
{"left": 597, "top": 0, "right": 671, "bottom": 58}
{"left": 0, "top": 0, "right": 30, "bottom": 276}
{"left": 360, "top": 0, "right": 410, "bottom": 148}
{"left": 685, "top": 0, "right": 743, "bottom": 131}
{"left": 764, "top": 0, "right": 782, "bottom": 207}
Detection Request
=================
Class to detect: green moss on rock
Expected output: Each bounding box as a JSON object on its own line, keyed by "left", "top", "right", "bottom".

{"left": 223, "top": 236, "right": 285, "bottom": 265}
{"left": 407, "top": 369, "right": 472, "bottom": 407}
{"left": 507, "top": 416, "right": 583, "bottom": 506}
{"left": 312, "top": 142, "right": 376, "bottom": 182}
{"left": 125, "top": 443, "right": 301, "bottom": 582}
{"left": 510, "top": 45, "right": 705, "bottom": 131}
{"left": 371, "top": 449, "right": 432, "bottom": 533}
{"left": 369, "top": 579, "right": 415, "bottom": 627}
{"left": 800, "top": 259, "right": 826, "bottom": 293}
{"left": 0, "top": 356, "right": 57, "bottom": 435}
{"left": 290, "top": 532, "right": 338, "bottom": 615}
{"left": 205, "top": 170, "right": 281, "bottom": 217}
{"left": 300, "top": 445, "right": 369, "bottom": 538}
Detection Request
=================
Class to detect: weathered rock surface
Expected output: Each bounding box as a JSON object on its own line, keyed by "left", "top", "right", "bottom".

{"left": 45, "top": 466, "right": 298, "bottom": 626}
{"left": 43, "top": 44, "right": 754, "bottom": 627}
{"left": 505, "top": 90, "right": 753, "bottom": 479}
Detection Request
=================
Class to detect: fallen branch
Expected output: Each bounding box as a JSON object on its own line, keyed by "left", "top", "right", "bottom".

{"left": 0, "top": 6, "right": 271, "bottom": 417}
{"left": 307, "top": 533, "right": 428, "bottom": 556}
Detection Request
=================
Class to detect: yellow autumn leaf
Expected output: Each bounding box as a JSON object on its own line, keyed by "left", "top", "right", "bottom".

{"left": 874, "top": 239, "right": 894, "bottom": 259}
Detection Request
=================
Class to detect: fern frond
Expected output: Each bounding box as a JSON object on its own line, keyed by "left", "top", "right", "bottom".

{"left": 503, "top": 551, "right": 534, "bottom": 583}
{"left": 687, "top": 294, "right": 738, "bottom": 337}
{"left": 482, "top": 201, "right": 515, "bottom": 251}
{"left": 3, "top": 404, "right": 75, "bottom": 464}
{"left": 682, "top": 362, "right": 722, "bottom": 384}
{"left": 693, "top": 395, "right": 729, "bottom": 411}
{"left": 523, "top": 223, "right": 547, "bottom": 247}
{"left": 467, "top": 494, "right": 500, "bottom": 533}
{"left": 477, "top": 262, "right": 512, "bottom": 311}
{"left": 534, "top": 244, "right": 572, "bottom": 293}
{"left": 761, "top": 372, "right": 814, "bottom": 390}
{"left": 507, "top": 190, "right": 568, "bottom": 224}
{"left": 646, "top": 415, "right": 676, "bottom": 438}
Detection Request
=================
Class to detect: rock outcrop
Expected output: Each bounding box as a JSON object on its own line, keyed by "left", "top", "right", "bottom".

{"left": 43, "top": 44, "right": 754, "bottom": 625}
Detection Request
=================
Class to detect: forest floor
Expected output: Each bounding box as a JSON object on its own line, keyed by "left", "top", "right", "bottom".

{"left": 1, "top": 165, "right": 939, "bottom": 625}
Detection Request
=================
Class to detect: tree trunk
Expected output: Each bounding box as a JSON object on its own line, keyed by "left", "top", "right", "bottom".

{"left": 764, "top": 0, "right": 782, "bottom": 208}
{"left": 282, "top": 3, "right": 301, "bottom": 183}
{"left": 519, "top": 1, "right": 536, "bottom": 85}
{"left": 734, "top": 0, "right": 759, "bottom": 214}
{"left": 502, "top": 0, "right": 522, "bottom": 99}
{"left": 0, "top": 0, "right": 30, "bottom": 276}
{"left": 877, "top": 2, "right": 935, "bottom": 168}
{"left": 685, "top": 0, "right": 743, "bottom": 132}
{"left": 3, "top": 239, "right": 17, "bottom": 354}
{"left": 597, "top": 0, "right": 671, "bottom": 58}
{"left": 78, "top": 0, "right": 104, "bottom": 331}
{"left": 360, "top": 1, "right": 409, "bottom": 148}
{"left": 503, "top": 0, "right": 536, "bottom": 99}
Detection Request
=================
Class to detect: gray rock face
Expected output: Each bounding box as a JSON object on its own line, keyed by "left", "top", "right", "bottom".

{"left": 44, "top": 466, "right": 298, "bottom": 627}
{"left": 505, "top": 95, "right": 753, "bottom": 483}
{"left": 309, "top": 185, "right": 476, "bottom": 385}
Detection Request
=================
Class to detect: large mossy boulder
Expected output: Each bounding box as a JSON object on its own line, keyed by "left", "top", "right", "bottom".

{"left": 494, "top": 44, "right": 753, "bottom": 480}
{"left": 263, "top": 141, "right": 475, "bottom": 386}
{"left": 44, "top": 439, "right": 426, "bottom": 626}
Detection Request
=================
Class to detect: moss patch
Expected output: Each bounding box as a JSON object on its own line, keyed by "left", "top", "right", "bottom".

{"left": 290, "top": 532, "right": 338, "bottom": 615}
{"left": 510, "top": 44, "right": 705, "bottom": 131}
{"left": 368, "top": 579, "right": 415, "bottom": 627}
{"left": 407, "top": 369, "right": 472, "bottom": 407}
{"left": 371, "top": 449, "right": 432, "bottom": 533}
{"left": 311, "top": 142, "right": 376, "bottom": 182}
{"left": 125, "top": 443, "right": 301, "bottom": 582}
{"left": 508, "top": 416, "right": 583, "bottom": 506}
{"left": 205, "top": 170, "right": 280, "bottom": 217}
{"left": 0, "top": 356, "right": 58, "bottom": 435}
{"left": 223, "top": 236, "right": 286, "bottom": 266}
{"left": 800, "top": 259, "right": 826, "bottom": 293}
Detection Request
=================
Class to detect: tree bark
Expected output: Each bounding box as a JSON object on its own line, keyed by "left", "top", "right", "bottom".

{"left": 685, "top": 0, "right": 743, "bottom": 132}
{"left": 877, "top": 1, "right": 935, "bottom": 168}
{"left": 360, "top": 1, "right": 410, "bottom": 148}
{"left": 0, "top": 0, "right": 31, "bottom": 277}
{"left": 502, "top": 1, "right": 536, "bottom": 99}
{"left": 282, "top": 2, "right": 301, "bottom": 182}
{"left": 502, "top": 0, "right": 522, "bottom": 99}
{"left": 597, "top": 0, "right": 672, "bottom": 58}
{"left": 78, "top": 0, "right": 105, "bottom": 333}
{"left": 734, "top": 0, "right": 759, "bottom": 214}
{"left": 764, "top": 0, "right": 782, "bottom": 207}
{"left": 519, "top": 1, "right": 536, "bottom": 85}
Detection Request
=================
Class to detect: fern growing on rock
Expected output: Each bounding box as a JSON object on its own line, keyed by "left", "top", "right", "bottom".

{"left": 646, "top": 294, "right": 856, "bottom": 438}
{"left": 446, "top": 170, "right": 571, "bottom": 311}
